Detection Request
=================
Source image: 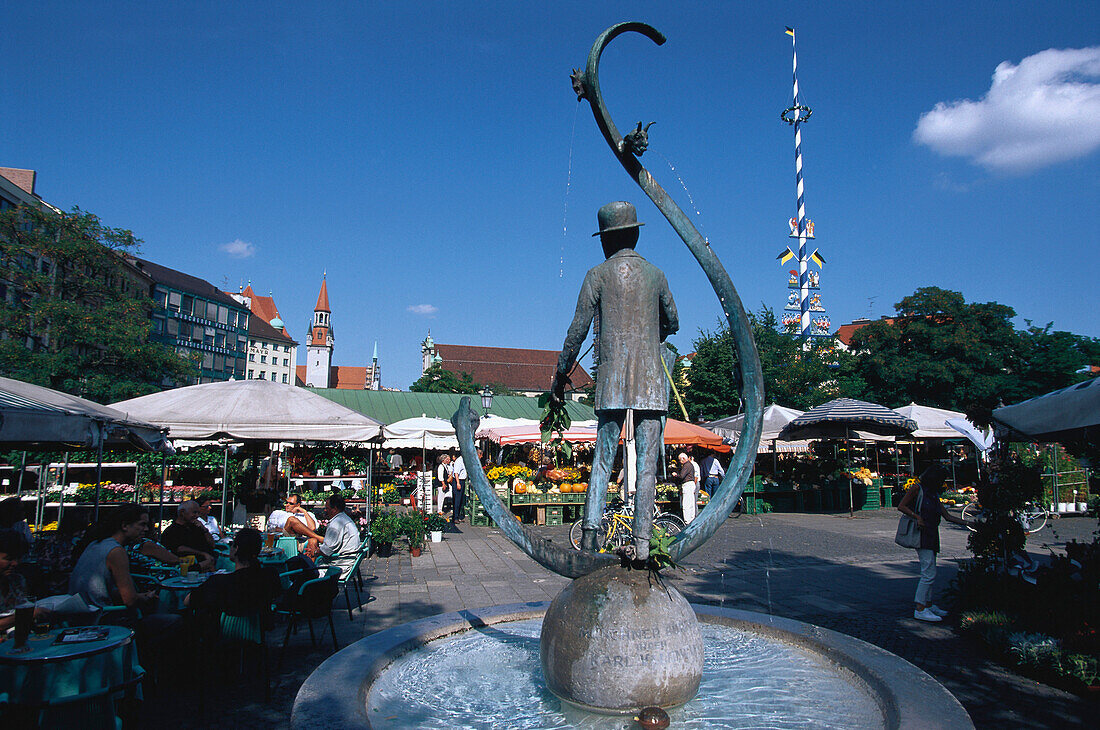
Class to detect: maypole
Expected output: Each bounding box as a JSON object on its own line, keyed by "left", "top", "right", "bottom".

{"left": 777, "top": 26, "right": 829, "bottom": 339}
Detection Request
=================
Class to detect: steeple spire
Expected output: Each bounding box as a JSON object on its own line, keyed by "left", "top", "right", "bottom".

{"left": 315, "top": 276, "right": 331, "bottom": 313}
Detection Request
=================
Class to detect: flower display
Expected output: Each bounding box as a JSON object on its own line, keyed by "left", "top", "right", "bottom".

{"left": 486, "top": 464, "right": 533, "bottom": 483}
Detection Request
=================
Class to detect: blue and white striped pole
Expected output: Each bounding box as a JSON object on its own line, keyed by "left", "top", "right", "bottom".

{"left": 784, "top": 26, "right": 813, "bottom": 338}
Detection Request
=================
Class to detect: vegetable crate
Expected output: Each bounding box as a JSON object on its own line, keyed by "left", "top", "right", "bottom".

{"left": 545, "top": 505, "right": 564, "bottom": 526}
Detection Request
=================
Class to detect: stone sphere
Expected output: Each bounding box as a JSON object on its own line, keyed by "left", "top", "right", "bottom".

{"left": 540, "top": 564, "right": 703, "bottom": 714}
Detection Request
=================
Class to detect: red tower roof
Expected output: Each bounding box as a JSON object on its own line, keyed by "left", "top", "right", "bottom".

{"left": 315, "top": 278, "right": 331, "bottom": 313}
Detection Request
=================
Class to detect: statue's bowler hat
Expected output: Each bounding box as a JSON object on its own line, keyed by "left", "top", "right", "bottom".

{"left": 593, "top": 201, "right": 645, "bottom": 237}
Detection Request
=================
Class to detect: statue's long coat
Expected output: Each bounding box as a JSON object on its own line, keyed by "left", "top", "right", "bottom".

{"left": 557, "top": 249, "right": 678, "bottom": 411}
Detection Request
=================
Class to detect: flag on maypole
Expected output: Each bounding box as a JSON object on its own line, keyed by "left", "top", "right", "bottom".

{"left": 777, "top": 26, "right": 829, "bottom": 338}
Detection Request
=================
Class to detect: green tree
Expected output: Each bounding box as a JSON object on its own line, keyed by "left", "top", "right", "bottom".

{"left": 848, "top": 287, "right": 1018, "bottom": 425}
{"left": 682, "top": 306, "right": 860, "bottom": 421}
{"left": 0, "top": 205, "right": 196, "bottom": 402}
{"left": 1013, "top": 323, "right": 1098, "bottom": 401}
{"left": 408, "top": 363, "right": 482, "bottom": 394}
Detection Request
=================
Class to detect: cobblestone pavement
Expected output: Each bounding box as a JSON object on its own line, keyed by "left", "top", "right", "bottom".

{"left": 146, "top": 511, "right": 1097, "bottom": 729}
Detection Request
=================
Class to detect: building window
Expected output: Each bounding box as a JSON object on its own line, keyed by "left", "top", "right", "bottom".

{"left": 248, "top": 353, "right": 255, "bottom": 362}
{"left": 218, "top": 306, "right": 228, "bottom": 325}
{"left": 154, "top": 287, "right": 168, "bottom": 308}
{"left": 204, "top": 327, "right": 215, "bottom": 346}
{"left": 248, "top": 369, "right": 253, "bottom": 379}
{"left": 258, "top": 371, "right": 265, "bottom": 380}
{"left": 202, "top": 353, "right": 213, "bottom": 369}
{"left": 168, "top": 291, "right": 181, "bottom": 312}
{"left": 283, "top": 358, "right": 288, "bottom": 366}
{"left": 166, "top": 319, "right": 179, "bottom": 336}
{"left": 282, "top": 373, "right": 288, "bottom": 383}
{"left": 270, "top": 372, "right": 277, "bottom": 381}
{"left": 260, "top": 355, "right": 267, "bottom": 364}
{"left": 181, "top": 294, "right": 193, "bottom": 316}
{"left": 261, "top": 341, "right": 268, "bottom": 349}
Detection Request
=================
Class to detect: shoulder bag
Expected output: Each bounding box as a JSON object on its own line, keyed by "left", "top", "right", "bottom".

{"left": 894, "top": 487, "right": 924, "bottom": 549}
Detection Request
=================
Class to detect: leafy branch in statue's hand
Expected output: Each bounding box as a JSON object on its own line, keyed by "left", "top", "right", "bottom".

{"left": 538, "top": 392, "right": 572, "bottom": 465}
{"left": 647, "top": 525, "right": 678, "bottom": 572}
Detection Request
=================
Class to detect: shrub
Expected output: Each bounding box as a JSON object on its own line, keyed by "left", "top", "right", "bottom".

{"left": 369, "top": 509, "right": 402, "bottom": 544}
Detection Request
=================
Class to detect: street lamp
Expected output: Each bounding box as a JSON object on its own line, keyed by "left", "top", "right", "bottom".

{"left": 480, "top": 386, "right": 494, "bottom": 415}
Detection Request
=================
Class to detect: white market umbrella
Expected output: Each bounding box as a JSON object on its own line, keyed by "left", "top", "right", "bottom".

{"left": 382, "top": 416, "right": 458, "bottom": 450}
{"left": 706, "top": 404, "right": 811, "bottom": 453}
{"left": 892, "top": 403, "right": 976, "bottom": 439}
{"left": 112, "top": 379, "right": 382, "bottom": 443}
{"left": 114, "top": 379, "right": 383, "bottom": 525}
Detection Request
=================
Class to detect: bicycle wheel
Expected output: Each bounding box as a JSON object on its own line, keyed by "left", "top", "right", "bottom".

{"left": 570, "top": 516, "right": 610, "bottom": 551}
{"left": 655, "top": 512, "right": 686, "bottom": 533}
{"left": 653, "top": 516, "right": 683, "bottom": 539}
{"left": 1021, "top": 504, "right": 1048, "bottom": 534}
{"left": 960, "top": 503, "right": 982, "bottom": 532}
{"left": 568, "top": 519, "right": 584, "bottom": 550}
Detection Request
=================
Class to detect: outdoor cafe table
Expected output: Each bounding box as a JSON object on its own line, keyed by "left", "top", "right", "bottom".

{"left": 259, "top": 547, "right": 288, "bottom": 567}
{"left": 0, "top": 625, "right": 142, "bottom": 706}
{"left": 158, "top": 574, "right": 208, "bottom": 611}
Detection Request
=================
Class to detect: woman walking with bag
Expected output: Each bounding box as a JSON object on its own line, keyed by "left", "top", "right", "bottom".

{"left": 897, "top": 464, "right": 972, "bottom": 622}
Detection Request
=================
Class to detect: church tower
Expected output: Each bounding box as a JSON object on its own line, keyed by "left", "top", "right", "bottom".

{"left": 305, "top": 277, "right": 334, "bottom": 387}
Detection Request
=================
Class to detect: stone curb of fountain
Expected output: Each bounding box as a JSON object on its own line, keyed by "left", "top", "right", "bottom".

{"left": 293, "top": 600, "right": 975, "bottom": 730}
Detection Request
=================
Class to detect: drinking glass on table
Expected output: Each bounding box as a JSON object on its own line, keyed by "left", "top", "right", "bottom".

{"left": 12, "top": 602, "right": 34, "bottom": 652}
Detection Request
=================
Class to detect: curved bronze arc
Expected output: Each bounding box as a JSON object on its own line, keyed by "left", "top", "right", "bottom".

{"left": 578, "top": 22, "right": 764, "bottom": 563}
{"left": 452, "top": 398, "right": 616, "bottom": 578}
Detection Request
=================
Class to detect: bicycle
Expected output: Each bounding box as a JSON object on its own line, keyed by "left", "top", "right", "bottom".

{"left": 568, "top": 501, "right": 684, "bottom": 551}
{"left": 960, "top": 500, "right": 1049, "bottom": 534}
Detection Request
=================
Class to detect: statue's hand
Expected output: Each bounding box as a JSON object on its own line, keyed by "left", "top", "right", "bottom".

{"left": 550, "top": 371, "right": 570, "bottom": 406}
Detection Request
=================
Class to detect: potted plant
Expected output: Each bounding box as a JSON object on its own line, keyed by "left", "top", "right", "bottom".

{"left": 370, "top": 509, "right": 401, "bottom": 557}
{"left": 403, "top": 512, "right": 426, "bottom": 557}
{"left": 424, "top": 512, "right": 447, "bottom": 543}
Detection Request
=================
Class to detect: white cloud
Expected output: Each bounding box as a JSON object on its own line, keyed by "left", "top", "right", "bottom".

{"left": 914, "top": 46, "right": 1100, "bottom": 173}
{"left": 407, "top": 304, "right": 438, "bottom": 316}
{"left": 220, "top": 239, "right": 256, "bottom": 258}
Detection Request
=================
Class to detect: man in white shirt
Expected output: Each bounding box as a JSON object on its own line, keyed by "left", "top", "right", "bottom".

{"left": 305, "top": 495, "right": 361, "bottom": 576}
{"left": 195, "top": 496, "right": 223, "bottom": 541}
{"left": 452, "top": 452, "right": 468, "bottom": 523}
{"left": 436, "top": 455, "right": 453, "bottom": 516}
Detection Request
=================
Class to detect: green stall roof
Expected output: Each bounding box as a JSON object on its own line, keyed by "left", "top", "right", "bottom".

{"left": 305, "top": 389, "right": 594, "bottom": 426}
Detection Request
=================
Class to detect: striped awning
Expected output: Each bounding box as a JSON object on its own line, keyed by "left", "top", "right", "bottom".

{"left": 779, "top": 398, "right": 917, "bottom": 441}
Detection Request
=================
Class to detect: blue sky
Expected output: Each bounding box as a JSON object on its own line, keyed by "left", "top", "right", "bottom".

{"left": 3, "top": 2, "right": 1098, "bottom": 389}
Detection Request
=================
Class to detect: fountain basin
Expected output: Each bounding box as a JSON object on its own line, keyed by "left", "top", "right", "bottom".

{"left": 292, "top": 602, "right": 973, "bottom": 729}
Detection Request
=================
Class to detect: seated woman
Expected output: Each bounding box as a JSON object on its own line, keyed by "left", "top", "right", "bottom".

{"left": 185, "top": 528, "right": 281, "bottom": 627}
{"left": 70, "top": 505, "right": 158, "bottom": 612}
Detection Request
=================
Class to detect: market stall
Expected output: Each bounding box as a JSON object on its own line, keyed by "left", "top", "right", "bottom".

{"left": 112, "top": 379, "right": 383, "bottom": 524}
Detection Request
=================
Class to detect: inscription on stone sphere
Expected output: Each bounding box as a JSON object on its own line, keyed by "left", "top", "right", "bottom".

{"left": 540, "top": 564, "right": 703, "bottom": 714}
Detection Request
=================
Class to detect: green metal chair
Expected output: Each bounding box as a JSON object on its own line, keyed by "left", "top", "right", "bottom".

{"left": 218, "top": 611, "right": 270, "bottom": 701}
{"left": 333, "top": 552, "right": 366, "bottom": 621}
{"left": 277, "top": 567, "right": 341, "bottom": 669}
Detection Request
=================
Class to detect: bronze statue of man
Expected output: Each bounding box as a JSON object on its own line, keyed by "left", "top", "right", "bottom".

{"left": 551, "top": 201, "right": 679, "bottom": 559}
